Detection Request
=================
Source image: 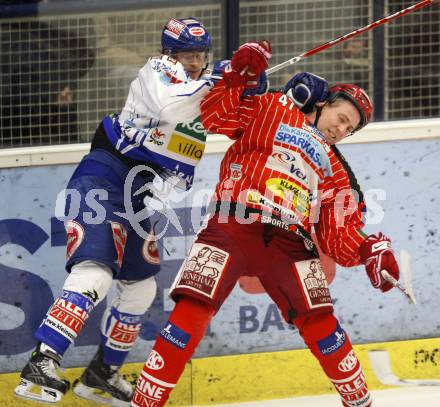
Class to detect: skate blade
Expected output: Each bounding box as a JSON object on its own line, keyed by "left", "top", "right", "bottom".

{"left": 14, "top": 378, "right": 62, "bottom": 403}
{"left": 73, "top": 382, "right": 130, "bottom": 406}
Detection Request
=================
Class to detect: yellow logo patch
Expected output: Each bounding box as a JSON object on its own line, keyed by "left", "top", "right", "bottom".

{"left": 265, "top": 178, "right": 310, "bottom": 215}
{"left": 167, "top": 133, "right": 205, "bottom": 161}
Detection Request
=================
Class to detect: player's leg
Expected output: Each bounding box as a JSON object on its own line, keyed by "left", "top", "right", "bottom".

{"left": 15, "top": 157, "right": 128, "bottom": 403}
{"left": 294, "top": 312, "right": 371, "bottom": 407}
{"left": 132, "top": 215, "right": 247, "bottom": 407}
{"left": 132, "top": 296, "right": 215, "bottom": 407}
{"left": 74, "top": 216, "right": 160, "bottom": 405}
{"left": 74, "top": 277, "right": 157, "bottom": 405}
{"left": 261, "top": 231, "right": 372, "bottom": 407}
{"left": 15, "top": 260, "right": 114, "bottom": 403}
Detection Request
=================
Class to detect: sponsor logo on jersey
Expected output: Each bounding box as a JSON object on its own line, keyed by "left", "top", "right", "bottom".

{"left": 318, "top": 322, "right": 346, "bottom": 355}
{"left": 110, "top": 222, "right": 127, "bottom": 268}
{"left": 272, "top": 149, "right": 297, "bottom": 164}
{"left": 174, "top": 117, "right": 206, "bottom": 142}
{"left": 265, "top": 145, "right": 324, "bottom": 186}
{"left": 160, "top": 321, "right": 191, "bottom": 349}
{"left": 230, "top": 163, "right": 243, "bottom": 180}
{"left": 142, "top": 231, "right": 161, "bottom": 265}
{"left": 167, "top": 133, "right": 204, "bottom": 161}
{"left": 273, "top": 151, "right": 306, "bottom": 177}
{"left": 148, "top": 128, "right": 165, "bottom": 146}
{"left": 275, "top": 152, "right": 306, "bottom": 180}
{"left": 65, "top": 220, "right": 84, "bottom": 260}
{"left": 151, "top": 58, "right": 179, "bottom": 78}
{"left": 165, "top": 18, "right": 186, "bottom": 40}
{"left": 338, "top": 350, "right": 358, "bottom": 372}
{"left": 302, "top": 123, "right": 330, "bottom": 151}
{"left": 295, "top": 259, "right": 332, "bottom": 310}
{"left": 146, "top": 350, "right": 165, "bottom": 370}
{"left": 274, "top": 123, "right": 323, "bottom": 166}
{"left": 189, "top": 26, "right": 206, "bottom": 37}
{"left": 265, "top": 178, "right": 310, "bottom": 216}
{"left": 173, "top": 243, "right": 230, "bottom": 298}
{"left": 331, "top": 367, "right": 371, "bottom": 405}
{"left": 246, "top": 190, "right": 300, "bottom": 224}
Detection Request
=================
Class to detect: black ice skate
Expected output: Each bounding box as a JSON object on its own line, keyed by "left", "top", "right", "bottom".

{"left": 73, "top": 346, "right": 133, "bottom": 406}
{"left": 14, "top": 344, "right": 69, "bottom": 403}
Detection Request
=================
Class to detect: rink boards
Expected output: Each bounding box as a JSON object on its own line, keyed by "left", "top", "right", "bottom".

{"left": 0, "top": 120, "right": 440, "bottom": 404}
{"left": 1, "top": 337, "right": 439, "bottom": 405}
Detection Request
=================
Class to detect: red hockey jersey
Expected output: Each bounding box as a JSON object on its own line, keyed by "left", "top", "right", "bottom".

{"left": 201, "top": 82, "right": 367, "bottom": 267}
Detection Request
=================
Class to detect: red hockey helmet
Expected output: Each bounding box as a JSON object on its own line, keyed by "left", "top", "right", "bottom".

{"left": 327, "top": 83, "right": 373, "bottom": 131}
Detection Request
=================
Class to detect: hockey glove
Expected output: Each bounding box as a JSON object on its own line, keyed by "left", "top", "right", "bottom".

{"left": 210, "top": 59, "right": 230, "bottom": 84}
{"left": 359, "top": 233, "right": 400, "bottom": 292}
{"left": 223, "top": 41, "right": 272, "bottom": 88}
{"left": 242, "top": 72, "right": 269, "bottom": 97}
{"left": 284, "top": 72, "right": 329, "bottom": 113}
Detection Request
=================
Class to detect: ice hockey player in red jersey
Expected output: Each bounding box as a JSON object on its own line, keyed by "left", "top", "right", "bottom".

{"left": 130, "top": 41, "right": 400, "bottom": 407}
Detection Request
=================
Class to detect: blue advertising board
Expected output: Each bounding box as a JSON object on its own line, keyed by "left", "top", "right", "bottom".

{"left": 1, "top": 139, "right": 439, "bottom": 373}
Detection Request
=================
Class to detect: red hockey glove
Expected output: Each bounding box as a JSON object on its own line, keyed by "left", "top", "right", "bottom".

{"left": 359, "top": 233, "right": 400, "bottom": 292}
{"left": 223, "top": 41, "right": 272, "bottom": 88}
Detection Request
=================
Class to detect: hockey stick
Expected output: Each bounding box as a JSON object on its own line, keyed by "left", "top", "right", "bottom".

{"left": 369, "top": 349, "right": 440, "bottom": 386}
{"left": 400, "top": 249, "right": 417, "bottom": 303}
{"left": 381, "top": 270, "right": 415, "bottom": 304}
{"left": 381, "top": 249, "right": 417, "bottom": 305}
{"left": 266, "top": 0, "right": 435, "bottom": 75}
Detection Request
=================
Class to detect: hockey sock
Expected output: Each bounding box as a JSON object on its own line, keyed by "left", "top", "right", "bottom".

{"left": 100, "top": 306, "right": 142, "bottom": 366}
{"left": 34, "top": 290, "right": 94, "bottom": 356}
{"left": 132, "top": 296, "right": 215, "bottom": 407}
{"left": 294, "top": 313, "right": 372, "bottom": 407}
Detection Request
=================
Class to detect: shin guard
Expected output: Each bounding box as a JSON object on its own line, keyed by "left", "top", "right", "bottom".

{"left": 100, "top": 306, "right": 142, "bottom": 366}
{"left": 34, "top": 290, "right": 94, "bottom": 356}
{"left": 132, "top": 297, "right": 215, "bottom": 407}
{"left": 295, "top": 313, "right": 372, "bottom": 407}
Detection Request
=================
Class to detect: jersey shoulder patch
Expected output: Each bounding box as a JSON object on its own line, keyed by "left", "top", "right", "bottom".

{"left": 148, "top": 55, "right": 188, "bottom": 85}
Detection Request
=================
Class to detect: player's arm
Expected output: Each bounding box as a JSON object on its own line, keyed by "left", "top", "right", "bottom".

{"left": 314, "top": 188, "right": 366, "bottom": 267}
{"left": 315, "top": 155, "right": 400, "bottom": 292}
{"left": 316, "top": 205, "right": 399, "bottom": 293}
{"left": 200, "top": 41, "right": 271, "bottom": 139}
{"left": 133, "top": 55, "right": 212, "bottom": 124}
{"left": 201, "top": 59, "right": 231, "bottom": 84}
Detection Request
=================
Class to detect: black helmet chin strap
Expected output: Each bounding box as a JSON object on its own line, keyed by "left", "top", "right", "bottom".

{"left": 313, "top": 105, "right": 323, "bottom": 128}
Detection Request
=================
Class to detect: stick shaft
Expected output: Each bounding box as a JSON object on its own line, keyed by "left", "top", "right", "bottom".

{"left": 381, "top": 270, "right": 416, "bottom": 304}
{"left": 266, "top": 0, "right": 435, "bottom": 75}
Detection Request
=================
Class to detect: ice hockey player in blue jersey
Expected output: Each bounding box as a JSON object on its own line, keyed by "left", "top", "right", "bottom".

{"left": 14, "top": 17, "right": 220, "bottom": 405}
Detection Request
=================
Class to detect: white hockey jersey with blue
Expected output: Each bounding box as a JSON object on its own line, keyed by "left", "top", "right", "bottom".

{"left": 102, "top": 55, "right": 213, "bottom": 190}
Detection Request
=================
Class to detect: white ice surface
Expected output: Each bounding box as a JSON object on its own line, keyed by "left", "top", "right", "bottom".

{"left": 205, "top": 386, "right": 440, "bottom": 406}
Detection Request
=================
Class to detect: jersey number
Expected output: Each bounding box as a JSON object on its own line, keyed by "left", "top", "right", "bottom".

{"left": 278, "top": 94, "right": 296, "bottom": 111}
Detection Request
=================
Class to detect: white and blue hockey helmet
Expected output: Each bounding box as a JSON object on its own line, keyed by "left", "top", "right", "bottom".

{"left": 161, "top": 17, "right": 211, "bottom": 55}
